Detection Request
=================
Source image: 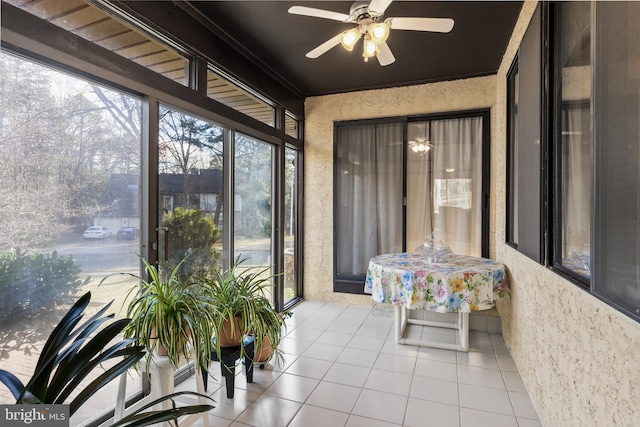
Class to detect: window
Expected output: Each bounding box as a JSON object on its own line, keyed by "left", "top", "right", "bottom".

{"left": 285, "top": 112, "right": 300, "bottom": 138}
{"left": 234, "top": 133, "right": 275, "bottom": 301}
{"left": 334, "top": 113, "right": 488, "bottom": 293}
{"left": 552, "top": 1, "right": 592, "bottom": 283}
{"left": 158, "top": 106, "right": 224, "bottom": 278}
{"left": 506, "top": 5, "right": 543, "bottom": 262}
{"left": 284, "top": 148, "right": 299, "bottom": 304}
{"left": 0, "top": 51, "right": 143, "bottom": 423}
{"left": 0, "top": 5, "right": 304, "bottom": 427}
{"left": 506, "top": 58, "right": 519, "bottom": 246}
{"left": 207, "top": 67, "right": 275, "bottom": 127}
{"left": 4, "top": 0, "right": 190, "bottom": 86}
{"left": 591, "top": 2, "right": 640, "bottom": 317}
{"left": 508, "top": 2, "right": 640, "bottom": 321}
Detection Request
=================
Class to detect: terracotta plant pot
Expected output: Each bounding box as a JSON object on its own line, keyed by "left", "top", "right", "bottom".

{"left": 219, "top": 316, "right": 243, "bottom": 347}
{"left": 254, "top": 336, "right": 272, "bottom": 363}
{"left": 150, "top": 326, "right": 189, "bottom": 357}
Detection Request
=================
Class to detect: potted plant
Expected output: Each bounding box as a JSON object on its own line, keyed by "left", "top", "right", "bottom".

{"left": 121, "top": 255, "right": 216, "bottom": 371}
{"left": 199, "top": 258, "right": 290, "bottom": 365}
{"left": 0, "top": 291, "right": 213, "bottom": 427}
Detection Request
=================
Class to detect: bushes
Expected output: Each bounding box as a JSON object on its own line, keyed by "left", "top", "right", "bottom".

{"left": 160, "top": 208, "right": 221, "bottom": 280}
{"left": 0, "top": 249, "right": 88, "bottom": 320}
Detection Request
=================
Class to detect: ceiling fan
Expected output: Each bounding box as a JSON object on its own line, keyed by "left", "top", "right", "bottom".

{"left": 288, "top": 0, "right": 454, "bottom": 66}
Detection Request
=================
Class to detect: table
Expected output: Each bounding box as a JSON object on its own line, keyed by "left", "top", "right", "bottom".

{"left": 364, "top": 252, "right": 509, "bottom": 352}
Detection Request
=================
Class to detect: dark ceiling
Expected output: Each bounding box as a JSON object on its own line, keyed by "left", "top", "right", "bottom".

{"left": 187, "top": 1, "right": 523, "bottom": 98}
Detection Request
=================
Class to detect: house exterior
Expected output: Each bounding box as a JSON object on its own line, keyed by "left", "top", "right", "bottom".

{"left": 96, "top": 170, "right": 222, "bottom": 228}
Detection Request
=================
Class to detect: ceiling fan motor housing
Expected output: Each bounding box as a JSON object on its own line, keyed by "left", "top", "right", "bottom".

{"left": 349, "top": 1, "right": 384, "bottom": 23}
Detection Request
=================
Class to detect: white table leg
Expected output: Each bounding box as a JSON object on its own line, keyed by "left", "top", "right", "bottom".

{"left": 458, "top": 311, "right": 469, "bottom": 352}
{"left": 394, "top": 305, "right": 408, "bottom": 343}
{"left": 394, "top": 306, "right": 469, "bottom": 352}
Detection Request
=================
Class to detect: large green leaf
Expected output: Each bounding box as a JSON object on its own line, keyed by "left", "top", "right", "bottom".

{"left": 67, "top": 349, "right": 145, "bottom": 415}
{"left": 0, "top": 370, "right": 25, "bottom": 401}
{"left": 111, "top": 391, "right": 215, "bottom": 427}
{"left": 57, "top": 344, "right": 143, "bottom": 408}
{"left": 47, "top": 318, "right": 132, "bottom": 401}
{"left": 26, "top": 292, "right": 92, "bottom": 399}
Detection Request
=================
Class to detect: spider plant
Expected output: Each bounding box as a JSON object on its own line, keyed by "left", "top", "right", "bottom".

{"left": 198, "top": 258, "right": 290, "bottom": 365}
{"left": 121, "top": 255, "right": 216, "bottom": 371}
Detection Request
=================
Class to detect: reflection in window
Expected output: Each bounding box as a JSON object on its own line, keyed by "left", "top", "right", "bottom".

{"left": 593, "top": 1, "right": 640, "bottom": 315}
{"left": 0, "top": 51, "right": 143, "bottom": 424}
{"left": 554, "top": 1, "right": 591, "bottom": 279}
{"left": 407, "top": 117, "right": 483, "bottom": 256}
{"left": 560, "top": 103, "right": 591, "bottom": 276}
{"left": 285, "top": 113, "right": 299, "bottom": 138}
{"left": 434, "top": 179, "right": 473, "bottom": 212}
{"left": 234, "top": 134, "right": 274, "bottom": 293}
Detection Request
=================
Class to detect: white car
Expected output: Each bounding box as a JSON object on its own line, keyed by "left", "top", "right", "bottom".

{"left": 83, "top": 226, "right": 112, "bottom": 240}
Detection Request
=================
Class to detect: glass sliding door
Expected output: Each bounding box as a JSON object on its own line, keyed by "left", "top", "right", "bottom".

{"left": 334, "top": 122, "right": 404, "bottom": 291}
{"left": 157, "top": 105, "right": 224, "bottom": 279}
{"left": 407, "top": 117, "right": 484, "bottom": 256}
{"left": 334, "top": 115, "right": 487, "bottom": 293}
{"left": 234, "top": 133, "right": 274, "bottom": 281}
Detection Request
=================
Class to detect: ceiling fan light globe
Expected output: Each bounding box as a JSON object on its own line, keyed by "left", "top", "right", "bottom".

{"left": 369, "top": 22, "right": 390, "bottom": 44}
{"left": 340, "top": 28, "right": 361, "bottom": 51}
{"left": 363, "top": 37, "right": 379, "bottom": 59}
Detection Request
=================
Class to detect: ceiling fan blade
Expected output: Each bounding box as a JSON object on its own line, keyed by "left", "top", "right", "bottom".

{"left": 306, "top": 34, "right": 343, "bottom": 58}
{"left": 387, "top": 17, "right": 455, "bottom": 33}
{"left": 288, "top": 6, "right": 350, "bottom": 22}
{"left": 368, "top": 0, "right": 394, "bottom": 15}
{"left": 376, "top": 42, "right": 395, "bottom": 66}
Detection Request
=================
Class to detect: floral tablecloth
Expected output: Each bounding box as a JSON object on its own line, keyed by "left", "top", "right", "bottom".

{"left": 364, "top": 252, "right": 510, "bottom": 313}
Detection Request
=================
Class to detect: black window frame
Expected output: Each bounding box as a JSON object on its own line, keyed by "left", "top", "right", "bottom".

{"left": 548, "top": 1, "right": 592, "bottom": 290}
{"left": 505, "top": 3, "right": 545, "bottom": 264}
{"left": 508, "top": 1, "right": 640, "bottom": 323}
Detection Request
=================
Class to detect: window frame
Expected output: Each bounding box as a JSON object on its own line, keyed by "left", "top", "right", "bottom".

{"left": 505, "top": 3, "right": 545, "bottom": 264}
{"left": 506, "top": 54, "right": 519, "bottom": 251}
{"left": 509, "top": 1, "right": 640, "bottom": 323}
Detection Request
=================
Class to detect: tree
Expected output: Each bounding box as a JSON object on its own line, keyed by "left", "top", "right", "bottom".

{"left": 0, "top": 52, "right": 143, "bottom": 247}
{"left": 158, "top": 108, "right": 223, "bottom": 208}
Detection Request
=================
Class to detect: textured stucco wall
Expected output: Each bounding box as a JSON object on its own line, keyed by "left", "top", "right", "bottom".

{"left": 304, "top": 76, "right": 496, "bottom": 305}
{"left": 494, "top": 2, "right": 640, "bottom": 426}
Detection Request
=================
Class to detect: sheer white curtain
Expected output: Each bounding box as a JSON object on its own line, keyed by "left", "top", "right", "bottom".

{"left": 406, "top": 122, "right": 433, "bottom": 251}
{"left": 562, "top": 104, "right": 590, "bottom": 257}
{"left": 335, "top": 123, "right": 403, "bottom": 276}
{"left": 407, "top": 117, "right": 483, "bottom": 256}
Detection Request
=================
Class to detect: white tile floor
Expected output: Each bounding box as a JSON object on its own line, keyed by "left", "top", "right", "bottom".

{"left": 176, "top": 301, "right": 541, "bottom": 427}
